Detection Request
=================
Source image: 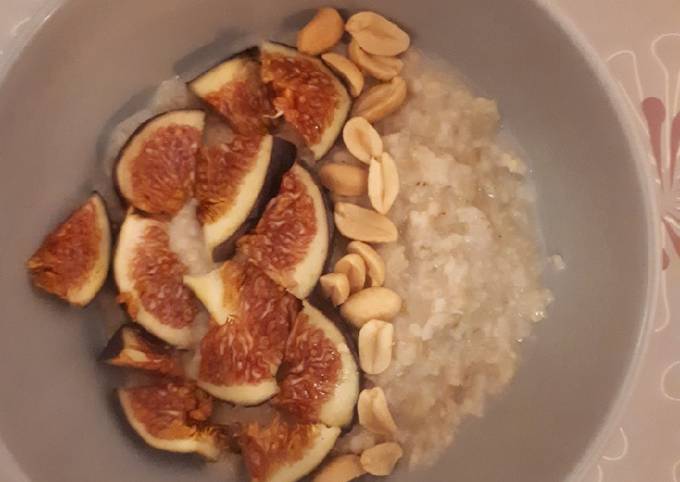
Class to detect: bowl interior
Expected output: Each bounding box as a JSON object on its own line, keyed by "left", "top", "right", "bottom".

{"left": 0, "top": 0, "right": 654, "bottom": 481}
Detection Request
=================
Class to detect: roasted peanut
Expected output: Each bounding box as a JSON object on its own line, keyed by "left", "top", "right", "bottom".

{"left": 340, "top": 287, "right": 402, "bottom": 327}
{"left": 334, "top": 254, "right": 366, "bottom": 294}
{"left": 360, "top": 442, "right": 404, "bottom": 476}
{"left": 297, "top": 7, "right": 344, "bottom": 55}
{"left": 348, "top": 39, "right": 403, "bottom": 81}
{"left": 320, "top": 272, "right": 350, "bottom": 306}
{"left": 347, "top": 241, "right": 385, "bottom": 287}
{"left": 368, "top": 152, "right": 400, "bottom": 214}
{"left": 313, "top": 454, "right": 366, "bottom": 482}
{"left": 319, "top": 163, "right": 368, "bottom": 197}
{"left": 334, "top": 203, "right": 398, "bottom": 243}
{"left": 358, "top": 387, "right": 398, "bottom": 436}
{"left": 359, "top": 320, "right": 394, "bottom": 374}
{"left": 343, "top": 116, "right": 383, "bottom": 164}
{"left": 345, "top": 11, "right": 410, "bottom": 56}
{"left": 352, "top": 77, "right": 407, "bottom": 123}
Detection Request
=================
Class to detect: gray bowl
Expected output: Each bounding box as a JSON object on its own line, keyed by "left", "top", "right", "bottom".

{"left": 0, "top": 0, "right": 658, "bottom": 481}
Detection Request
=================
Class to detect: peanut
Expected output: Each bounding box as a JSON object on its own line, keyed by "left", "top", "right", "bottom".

{"left": 340, "top": 287, "right": 402, "bottom": 328}
{"left": 345, "top": 11, "right": 410, "bottom": 56}
{"left": 334, "top": 254, "right": 366, "bottom": 294}
{"left": 334, "top": 203, "right": 398, "bottom": 243}
{"left": 347, "top": 241, "right": 385, "bottom": 287}
{"left": 352, "top": 77, "right": 407, "bottom": 123}
{"left": 319, "top": 163, "right": 368, "bottom": 197}
{"left": 358, "top": 320, "right": 394, "bottom": 374}
{"left": 297, "top": 7, "right": 345, "bottom": 55}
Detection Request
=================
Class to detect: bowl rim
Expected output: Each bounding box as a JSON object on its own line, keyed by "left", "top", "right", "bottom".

{"left": 0, "top": 0, "right": 662, "bottom": 481}
{"left": 529, "top": 0, "right": 661, "bottom": 480}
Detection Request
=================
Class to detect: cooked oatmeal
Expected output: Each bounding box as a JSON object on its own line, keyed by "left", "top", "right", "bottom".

{"left": 335, "top": 50, "right": 553, "bottom": 467}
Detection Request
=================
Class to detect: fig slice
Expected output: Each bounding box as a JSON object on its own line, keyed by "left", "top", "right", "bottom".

{"left": 197, "top": 132, "right": 297, "bottom": 260}
{"left": 185, "top": 260, "right": 300, "bottom": 405}
{"left": 115, "top": 109, "right": 205, "bottom": 216}
{"left": 196, "top": 133, "right": 274, "bottom": 251}
{"left": 260, "top": 42, "right": 351, "bottom": 160}
{"left": 272, "top": 301, "right": 359, "bottom": 428}
{"left": 188, "top": 49, "right": 276, "bottom": 135}
{"left": 27, "top": 193, "right": 111, "bottom": 306}
{"left": 100, "top": 324, "right": 184, "bottom": 377}
{"left": 114, "top": 211, "right": 199, "bottom": 348}
{"left": 237, "top": 163, "right": 331, "bottom": 299}
{"left": 240, "top": 414, "right": 341, "bottom": 482}
{"left": 118, "top": 380, "right": 223, "bottom": 460}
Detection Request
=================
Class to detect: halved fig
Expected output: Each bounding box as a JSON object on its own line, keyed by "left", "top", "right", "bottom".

{"left": 101, "top": 324, "right": 183, "bottom": 377}
{"left": 272, "top": 301, "right": 359, "bottom": 427}
{"left": 27, "top": 193, "right": 111, "bottom": 306}
{"left": 240, "top": 414, "right": 341, "bottom": 482}
{"left": 189, "top": 49, "right": 276, "bottom": 135}
{"left": 115, "top": 109, "right": 205, "bottom": 216}
{"left": 237, "top": 164, "right": 330, "bottom": 299}
{"left": 185, "top": 260, "right": 300, "bottom": 405}
{"left": 114, "top": 211, "right": 199, "bottom": 348}
{"left": 118, "top": 380, "right": 223, "bottom": 459}
{"left": 260, "top": 42, "right": 351, "bottom": 160}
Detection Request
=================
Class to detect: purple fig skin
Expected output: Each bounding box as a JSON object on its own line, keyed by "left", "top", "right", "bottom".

{"left": 211, "top": 137, "right": 297, "bottom": 262}
{"left": 99, "top": 323, "right": 171, "bottom": 362}
{"left": 99, "top": 324, "right": 135, "bottom": 363}
{"left": 187, "top": 47, "right": 260, "bottom": 87}
{"left": 99, "top": 323, "right": 184, "bottom": 377}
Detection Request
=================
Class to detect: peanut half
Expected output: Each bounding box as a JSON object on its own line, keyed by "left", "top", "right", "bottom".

{"left": 313, "top": 454, "right": 366, "bottom": 482}
{"left": 348, "top": 39, "right": 403, "bottom": 81}
{"left": 334, "top": 254, "right": 367, "bottom": 294}
{"left": 359, "top": 320, "right": 394, "bottom": 374}
{"left": 343, "top": 116, "right": 383, "bottom": 164}
{"left": 320, "top": 272, "right": 350, "bottom": 306}
{"left": 319, "top": 163, "right": 368, "bottom": 197}
{"left": 334, "top": 202, "right": 398, "bottom": 243}
{"left": 368, "top": 152, "right": 400, "bottom": 214}
{"left": 297, "top": 7, "right": 344, "bottom": 55}
{"left": 340, "top": 287, "right": 402, "bottom": 328}
{"left": 358, "top": 387, "right": 398, "bottom": 436}
{"left": 347, "top": 241, "right": 385, "bottom": 287}
{"left": 322, "top": 52, "right": 364, "bottom": 97}
{"left": 352, "top": 77, "right": 407, "bottom": 123}
{"left": 345, "top": 11, "right": 410, "bottom": 56}
{"left": 360, "top": 442, "right": 404, "bottom": 476}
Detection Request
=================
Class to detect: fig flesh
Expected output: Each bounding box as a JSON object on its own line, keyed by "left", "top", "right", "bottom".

{"left": 196, "top": 132, "right": 296, "bottom": 260}
{"left": 260, "top": 42, "right": 350, "bottom": 160}
{"left": 240, "top": 414, "right": 340, "bottom": 482}
{"left": 27, "top": 193, "right": 111, "bottom": 306}
{"left": 238, "top": 163, "right": 330, "bottom": 299}
{"left": 115, "top": 109, "right": 205, "bottom": 216}
{"left": 101, "top": 324, "right": 184, "bottom": 377}
{"left": 273, "top": 301, "right": 359, "bottom": 428}
{"left": 184, "top": 260, "right": 300, "bottom": 405}
{"left": 114, "top": 211, "right": 199, "bottom": 348}
{"left": 189, "top": 49, "right": 276, "bottom": 135}
{"left": 118, "top": 380, "right": 223, "bottom": 460}
{"left": 211, "top": 137, "right": 297, "bottom": 261}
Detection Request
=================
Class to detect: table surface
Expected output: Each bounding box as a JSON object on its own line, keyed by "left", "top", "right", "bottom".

{"left": 0, "top": 1, "right": 678, "bottom": 481}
